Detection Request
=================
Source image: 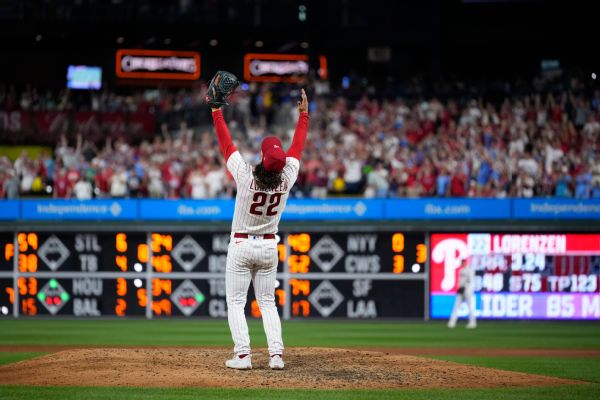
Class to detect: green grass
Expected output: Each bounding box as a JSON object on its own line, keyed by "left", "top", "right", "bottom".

{"left": 1, "top": 320, "right": 599, "bottom": 349}
{"left": 0, "top": 352, "right": 45, "bottom": 366}
{"left": 1, "top": 320, "right": 599, "bottom": 400}
{"left": 433, "top": 356, "right": 600, "bottom": 383}
{"left": 0, "top": 385, "right": 598, "bottom": 400}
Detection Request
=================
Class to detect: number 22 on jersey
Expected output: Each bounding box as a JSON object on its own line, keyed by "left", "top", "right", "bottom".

{"left": 249, "top": 192, "right": 282, "bottom": 216}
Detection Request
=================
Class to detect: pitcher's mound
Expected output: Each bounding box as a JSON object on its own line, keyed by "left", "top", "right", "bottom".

{"left": 0, "top": 347, "right": 580, "bottom": 389}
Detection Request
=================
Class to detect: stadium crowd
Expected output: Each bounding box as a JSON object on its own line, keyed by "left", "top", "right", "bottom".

{"left": 1, "top": 78, "right": 599, "bottom": 200}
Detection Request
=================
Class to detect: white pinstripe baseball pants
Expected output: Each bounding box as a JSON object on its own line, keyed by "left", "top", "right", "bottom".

{"left": 226, "top": 234, "right": 283, "bottom": 356}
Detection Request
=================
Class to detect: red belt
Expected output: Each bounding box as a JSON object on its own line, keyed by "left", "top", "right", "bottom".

{"left": 234, "top": 233, "right": 276, "bottom": 239}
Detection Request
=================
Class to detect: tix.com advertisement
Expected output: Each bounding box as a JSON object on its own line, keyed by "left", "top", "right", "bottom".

{"left": 429, "top": 233, "right": 600, "bottom": 320}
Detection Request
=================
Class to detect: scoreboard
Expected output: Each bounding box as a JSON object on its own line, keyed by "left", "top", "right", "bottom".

{"left": 4, "top": 232, "right": 148, "bottom": 317}
{"left": 0, "top": 231, "right": 427, "bottom": 319}
{"left": 285, "top": 232, "right": 426, "bottom": 318}
{"left": 3, "top": 229, "right": 598, "bottom": 320}
{"left": 430, "top": 233, "right": 600, "bottom": 320}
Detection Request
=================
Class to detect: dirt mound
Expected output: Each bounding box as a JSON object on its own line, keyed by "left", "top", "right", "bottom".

{"left": 0, "top": 347, "right": 581, "bottom": 389}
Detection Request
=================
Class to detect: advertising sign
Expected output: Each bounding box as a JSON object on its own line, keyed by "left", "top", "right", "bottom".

{"left": 116, "top": 49, "right": 200, "bottom": 80}
{"left": 244, "top": 53, "right": 322, "bottom": 82}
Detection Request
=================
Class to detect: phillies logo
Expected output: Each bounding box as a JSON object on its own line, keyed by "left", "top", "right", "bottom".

{"left": 431, "top": 237, "right": 469, "bottom": 291}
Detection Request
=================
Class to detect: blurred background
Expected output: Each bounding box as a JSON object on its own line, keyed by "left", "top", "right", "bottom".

{"left": 0, "top": 0, "right": 598, "bottom": 200}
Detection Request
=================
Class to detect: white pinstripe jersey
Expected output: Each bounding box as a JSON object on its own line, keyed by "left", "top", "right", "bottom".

{"left": 227, "top": 151, "right": 300, "bottom": 235}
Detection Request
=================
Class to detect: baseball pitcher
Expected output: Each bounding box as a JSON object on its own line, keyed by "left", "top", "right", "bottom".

{"left": 206, "top": 71, "right": 309, "bottom": 370}
{"left": 448, "top": 258, "right": 477, "bottom": 329}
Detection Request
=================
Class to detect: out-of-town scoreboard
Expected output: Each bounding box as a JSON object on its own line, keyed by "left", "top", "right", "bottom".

{"left": 0, "top": 231, "right": 427, "bottom": 319}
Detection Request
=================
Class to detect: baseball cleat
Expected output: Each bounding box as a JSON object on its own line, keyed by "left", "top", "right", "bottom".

{"left": 225, "top": 354, "right": 252, "bottom": 370}
{"left": 466, "top": 322, "right": 477, "bottom": 329}
{"left": 269, "top": 354, "right": 285, "bottom": 370}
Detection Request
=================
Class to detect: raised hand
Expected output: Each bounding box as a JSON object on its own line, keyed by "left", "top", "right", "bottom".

{"left": 297, "top": 89, "right": 308, "bottom": 113}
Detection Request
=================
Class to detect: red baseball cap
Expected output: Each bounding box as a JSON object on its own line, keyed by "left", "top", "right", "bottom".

{"left": 261, "top": 136, "right": 286, "bottom": 173}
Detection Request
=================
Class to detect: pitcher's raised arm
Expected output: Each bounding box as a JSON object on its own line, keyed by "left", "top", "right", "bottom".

{"left": 287, "top": 89, "right": 309, "bottom": 160}
{"left": 211, "top": 108, "right": 237, "bottom": 161}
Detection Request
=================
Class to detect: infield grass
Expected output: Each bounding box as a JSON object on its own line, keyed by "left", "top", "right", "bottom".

{"left": 0, "top": 385, "right": 598, "bottom": 400}
{"left": 1, "top": 319, "right": 599, "bottom": 349}
{"left": 0, "top": 352, "right": 45, "bottom": 366}
{"left": 432, "top": 356, "right": 600, "bottom": 383}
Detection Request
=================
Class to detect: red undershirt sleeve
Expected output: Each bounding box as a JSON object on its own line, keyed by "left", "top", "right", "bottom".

{"left": 211, "top": 109, "right": 237, "bottom": 161}
{"left": 287, "top": 112, "right": 309, "bottom": 160}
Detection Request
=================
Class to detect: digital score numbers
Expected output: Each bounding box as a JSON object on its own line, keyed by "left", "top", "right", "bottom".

{"left": 17, "top": 232, "right": 147, "bottom": 272}
{"left": 0, "top": 233, "right": 13, "bottom": 316}
{"left": 149, "top": 233, "right": 284, "bottom": 318}
{"left": 12, "top": 232, "right": 147, "bottom": 317}
{"left": 286, "top": 232, "right": 427, "bottom": 318}
{"left": 286, "top": 232, "right": 426, "bottom": 274}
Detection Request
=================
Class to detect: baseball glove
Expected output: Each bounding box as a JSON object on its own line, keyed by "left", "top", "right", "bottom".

{"left": 205, "top": 70, "right": 239, "bottom": 108}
